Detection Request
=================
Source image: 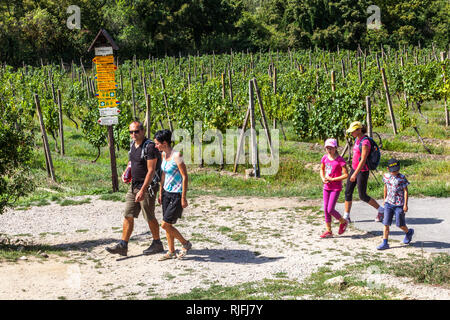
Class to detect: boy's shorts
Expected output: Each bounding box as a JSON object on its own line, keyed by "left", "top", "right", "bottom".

{"left": 383, "top": 202, "right": 406, "bottom": 227}
{"left": 123, "top": 186, "right": 157, "bottom": 222}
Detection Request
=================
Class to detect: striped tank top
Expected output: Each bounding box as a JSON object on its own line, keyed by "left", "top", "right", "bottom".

{"left": 161, "top": 152, "right": 183, "bottom": 193}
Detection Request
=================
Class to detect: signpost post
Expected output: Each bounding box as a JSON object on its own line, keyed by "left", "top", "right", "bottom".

{"left": 88, "top": 29, "right": 120, "bottom": 192}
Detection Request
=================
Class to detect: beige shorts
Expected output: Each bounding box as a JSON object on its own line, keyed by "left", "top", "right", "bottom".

{"left": 123, "top": 186, "right": 158, "bottom": 222}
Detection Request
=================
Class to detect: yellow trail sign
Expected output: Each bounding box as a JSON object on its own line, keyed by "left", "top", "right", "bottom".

{"left": 96, "top": 65, "right": 117, "bottom": 72}
{"left": 93, "top": 55, "right": 114, "bottom": 64}
{"left": 96, "top": 90, "right": 117, "bottom": 99}
{"left": 95, "top": 74, "right": 116, "bottom": 81}
{"left": 98, "top": 99, "right": 120, "bottom": 108}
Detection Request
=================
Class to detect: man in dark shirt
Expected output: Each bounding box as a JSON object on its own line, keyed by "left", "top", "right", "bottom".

{"left": 106, "top": 121, "right": 164, "bottom": 256}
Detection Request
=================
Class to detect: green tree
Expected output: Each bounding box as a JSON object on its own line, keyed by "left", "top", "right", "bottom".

{"left": 0, "top": 89, "right": 35, "bottom": 214}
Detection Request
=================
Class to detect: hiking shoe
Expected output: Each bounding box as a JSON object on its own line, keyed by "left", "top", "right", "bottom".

{"left": 158, "top": 252, "right": 177, "bottom": 261}
{"left": 106, "top": 242, "right": 128, "bottom": 256}
{"left": 376, "top": 242, "right": 390, "bottom": 250}
{"left": 338, "top": 221, "right": 348, "bottom": 235}
{"left": 320, "top": 231, "right": 333, "bottom": 238}
{"left": 177, "top": 240, "right": 192, "bottom": 259}
{"left": 403, "top": 229, "right": 414, "bottom": 244}
{"left": 143, "top": 240, "right": 164, "bottom": 255}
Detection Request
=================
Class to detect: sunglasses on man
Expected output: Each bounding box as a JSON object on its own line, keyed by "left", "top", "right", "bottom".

{"left": 129, "top": 130, "right": 141, "bottom": 134}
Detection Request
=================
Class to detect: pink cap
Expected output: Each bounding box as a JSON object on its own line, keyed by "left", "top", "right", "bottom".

{"left": 324, "top": 138, "right": 338, "bottom": 148}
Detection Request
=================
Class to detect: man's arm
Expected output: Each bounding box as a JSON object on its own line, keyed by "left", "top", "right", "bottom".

{"left": 403, "top": 186, "right": 408, "bottom": 213}
{"left": 383, "top": 184, "right": 387, "bottom": 205}
{"left": 320, "top": 163, "right": 328, "bottom": 183}
{"left": 135, "top": 158, "right": 157, "bottom": 202}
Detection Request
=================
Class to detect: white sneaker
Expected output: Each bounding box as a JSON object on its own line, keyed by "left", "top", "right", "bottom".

{"left": 343, "top": 213, "right": 351, "bottom": 223}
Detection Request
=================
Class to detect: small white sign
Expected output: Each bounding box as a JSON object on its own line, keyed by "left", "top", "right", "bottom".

{"left": 95, "top": 46, "right": 113, "bottom": 56}
{"left": 99, "top": 108, "right": 120, "bottom": 117}
{"left": 98, "top": 116, "right": 118, "bottom": 126}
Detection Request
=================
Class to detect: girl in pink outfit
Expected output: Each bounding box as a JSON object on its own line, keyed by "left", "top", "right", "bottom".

{"left": 319, "top": 138, "right": 349, "bottom": 238}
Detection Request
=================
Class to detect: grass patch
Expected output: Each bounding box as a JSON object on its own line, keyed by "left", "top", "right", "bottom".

{"left": 190, "top": 233, "right": 221, "bottom": 245}
{"left": 389, "top": 253, "right": 450, "bottom": 287}
{"left": 159, "top": 266, "right": 396, "bottom": 300}
{"left": 229, "top": 232, "right": 250, "bottom": 245}
{"left": 218, "top": 226, "right": 232, "bottom": 234}
{"left": 58, "top": 198, "right": 92, "bottom": 206}
{"left": 0, "top": 236, "right": 67, "bottom": 262}
{"left": 99, "top": 192, "right": 127, "bottom": 202}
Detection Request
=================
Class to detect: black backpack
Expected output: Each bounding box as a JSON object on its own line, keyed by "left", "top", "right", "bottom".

{"left": 129, "top": 139, "right": 162, "bottom": 184}
{"left": 358, "top": 136, "right": 381, "bottom": 170}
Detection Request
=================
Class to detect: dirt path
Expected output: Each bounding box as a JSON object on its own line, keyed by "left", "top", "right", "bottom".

{"left": 0, "top": 195, "right": 448, "bottom": 300}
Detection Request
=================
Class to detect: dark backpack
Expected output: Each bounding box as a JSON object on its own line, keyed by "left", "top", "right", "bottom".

{"left": 129, "top": 139, "right": 162, "bottom": 185}
{"left": 358, "top": 136, "right": 381, "bottom": 170}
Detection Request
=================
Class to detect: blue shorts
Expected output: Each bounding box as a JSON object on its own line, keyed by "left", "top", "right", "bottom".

{"left": 383, "top": 203, "right": 406, "bottom": 227}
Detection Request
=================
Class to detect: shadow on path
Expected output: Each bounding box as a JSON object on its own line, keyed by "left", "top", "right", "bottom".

{"left": 411, "top": 241, "right": 450, "bottom": 251}
{"left": 114, "top": 248, "right": 284, "bottom": 264}
{"left": 51, "top": 238, "right": 118, "bottom": 251}
{"left": 180, "top": 248, "right": 284, "bottom": 264}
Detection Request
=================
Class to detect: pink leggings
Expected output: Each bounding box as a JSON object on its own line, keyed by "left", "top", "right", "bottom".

{"left": 323, "top": 189, "right": 342, "bottom": 223}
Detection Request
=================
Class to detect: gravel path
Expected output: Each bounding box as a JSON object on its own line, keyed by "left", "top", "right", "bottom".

{"left": 0, "top": 195, "right": 448, "bottom": 300}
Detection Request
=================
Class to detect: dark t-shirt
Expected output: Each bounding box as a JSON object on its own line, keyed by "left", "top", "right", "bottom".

{"left": 130, "top": 139, "right": 161, "bottom": 190}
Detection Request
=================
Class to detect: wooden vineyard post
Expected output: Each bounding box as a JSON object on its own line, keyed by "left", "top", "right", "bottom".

{"left": 249, "top": 80, "right": 260, "bottom": 178}
{"left": 233, "top": 80, "right": 260, "bottom": 177}
{"left": 358, "top": 60, "right": 362, "bottom": 84}
{"left": 145, "top": 94, "right": 151, "bottom": 139}
{"left": 34, "top": 93, "right": 56, "bottom": 182}
{"left": 366, "top": 96, "right": 373, "bottom": 138}
{"left": 440, "top": 52, "right": 449, "bottom": 127}
{"left": 57, "top": 89, "right": 65, "bottom": 156}
{"left": 272, "top": 66, "right": 277, "bottom": 129}
{"left": 130, "top": 67, "right": 136, "bottom": 119}
{"left": 331, "top": 70, "right": 336, "bottom": 92}
{"left": 159, "top": 75, "right": 174, "bottom": 131}
{"left": 380, "top": 67, "right": 398, "bottom": 135}
{"left": 233, "top": 106, "right": 250, "bottom": 174}
{"left": 228, "top": 67, "right": 233, "bottom": 103}
{"left": 340, "top": 59, "right": 346, "bottom": 78}
{"left": 252, "top": 78, "right": 273, "bottom": 155}
{"left": 221, "top": 73, "right": 226, "bottom": 100}
{"left": 88, "top": 29, "right": 120, "bottom": 192}
{"left": 107, "top": 126, "right": 119, "bottom": 192}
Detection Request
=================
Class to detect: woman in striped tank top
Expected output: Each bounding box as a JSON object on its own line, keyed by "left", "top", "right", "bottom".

{"left": 154, "top": 130, "right": 192, "bottom": 261}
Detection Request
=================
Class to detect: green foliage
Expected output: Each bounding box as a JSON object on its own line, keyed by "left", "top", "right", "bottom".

{"left": 80, "top": 99, "right": 108, "bottom": 155}
{"left": 0, "top": 83, "right": 35, "bottom": 214}
{"left": 0, "top": 0, "right": 449, "bottom": 66}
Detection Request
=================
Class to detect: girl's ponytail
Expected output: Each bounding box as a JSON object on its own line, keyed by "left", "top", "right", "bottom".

{"left": 361, "top": 125, "right": 367, "bottom": 134}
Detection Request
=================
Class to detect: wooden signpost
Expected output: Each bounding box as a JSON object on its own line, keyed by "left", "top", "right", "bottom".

{"left": 88, "top": 29, "right": 120, "bottom": 192}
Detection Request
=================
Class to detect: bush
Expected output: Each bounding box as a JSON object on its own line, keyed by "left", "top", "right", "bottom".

{"left": 0, "top": 92, "right": 35, "bottom": 214}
